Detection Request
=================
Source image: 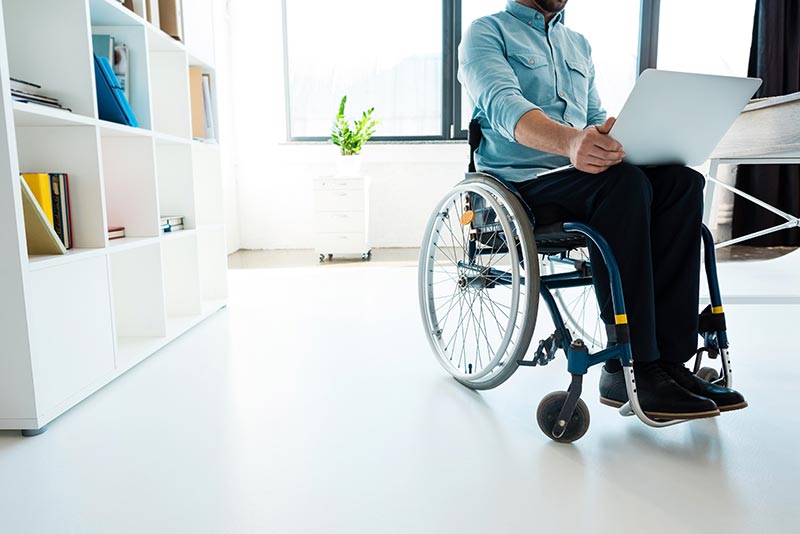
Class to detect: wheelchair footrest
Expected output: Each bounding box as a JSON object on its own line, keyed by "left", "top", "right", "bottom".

{"left": 518, "top": 330, "right": 563, "bottom": 367}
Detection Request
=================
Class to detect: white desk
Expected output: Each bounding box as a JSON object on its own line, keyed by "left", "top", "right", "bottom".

{"left": 702, "top": 92, "right": 800, "bottom": 304}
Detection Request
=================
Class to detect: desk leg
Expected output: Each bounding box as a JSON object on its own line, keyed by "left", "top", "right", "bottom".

{"left": 703, "top": 160, "right": 719, "bottom": 227}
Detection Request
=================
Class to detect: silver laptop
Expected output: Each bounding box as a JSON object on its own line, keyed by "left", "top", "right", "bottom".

{"left": 611, "top": 69, "right": 761, "bottom": 166}
{"left": 539, "top": 69, "right": 762, "bottom": 175}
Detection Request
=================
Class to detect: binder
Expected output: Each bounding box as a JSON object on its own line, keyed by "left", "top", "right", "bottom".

{"left": 94, "top": 54, "right": 138, "bottom": 127}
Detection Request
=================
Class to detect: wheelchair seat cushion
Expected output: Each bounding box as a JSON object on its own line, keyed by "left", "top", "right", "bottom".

{"left": 533, "top": 205, "right": 588, "bottom": 252}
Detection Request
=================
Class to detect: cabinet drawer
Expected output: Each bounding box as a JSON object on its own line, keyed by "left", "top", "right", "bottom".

{"left": 314, "top": 177, "right": 364, "bottom": 191}
{"left": 314, "top": 189, "right": 366, "bottom": 212}
{"left": 315, "top": 211, "right": 366, "bottom": 233}
{"left": 316, "top": 233, "right": 368, "bottom": 254}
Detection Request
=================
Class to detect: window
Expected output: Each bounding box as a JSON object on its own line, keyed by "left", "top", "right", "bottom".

{"left": 282, "top": 1, "right": 756, "bottom": 141}
{"left": 562, "top": 0, "right": 641, "bottom": 116}
{"left": 657, "top": 0, "right": 755, "bottom": 77}
{"left": 283, "top": 0, "right": 443, "bottom": 139}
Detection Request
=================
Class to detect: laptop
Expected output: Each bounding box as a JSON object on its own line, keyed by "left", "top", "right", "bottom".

{"left": 539, "top": 69, "right": 762, "bottom": 176}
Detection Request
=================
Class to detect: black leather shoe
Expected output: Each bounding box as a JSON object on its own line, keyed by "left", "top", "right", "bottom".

{"left": 599, "top": 361, "right": 720, "bottom": 420}
{"left": 660, "top": 361, "right": 748, "bottom": 412}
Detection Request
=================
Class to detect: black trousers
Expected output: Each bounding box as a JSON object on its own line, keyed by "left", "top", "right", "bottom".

{"left": 516, "top": 163, "right": 705, "bottom": 363}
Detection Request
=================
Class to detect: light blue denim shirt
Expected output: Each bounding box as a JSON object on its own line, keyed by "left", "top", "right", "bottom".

{"left": 459, "top": 1, "right": 607, "bottom": 182}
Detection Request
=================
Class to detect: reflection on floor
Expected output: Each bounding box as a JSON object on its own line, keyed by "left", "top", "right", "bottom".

{"left": 229, "top": 245, "right": 799, "bottom": 270}
{"left": 0, "top": 251, "right": 798, "bottom": 533}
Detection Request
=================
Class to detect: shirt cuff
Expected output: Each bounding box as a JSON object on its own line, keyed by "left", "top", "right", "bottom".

{"left": 495, "top": 95, "right": 541, "bottom": 143}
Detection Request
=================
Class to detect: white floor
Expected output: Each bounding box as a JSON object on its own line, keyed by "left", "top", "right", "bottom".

{"left": 0, "top": 255, "right": 798, "bottom": 533}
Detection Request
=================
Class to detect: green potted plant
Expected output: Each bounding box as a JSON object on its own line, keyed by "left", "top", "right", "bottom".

{"left": 330, "top": 95, "right": 378, "bottom": 176}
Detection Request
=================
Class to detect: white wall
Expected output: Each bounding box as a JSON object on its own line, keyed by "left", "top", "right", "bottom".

{"left": 228, "top": 1, "right": 467, "bottom": 250}
{"left": 212, "top": 0, "right": 241, "bottom": 253}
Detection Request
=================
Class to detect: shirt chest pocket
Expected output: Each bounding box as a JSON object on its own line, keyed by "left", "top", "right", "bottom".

{"left": 507, "top": 51, "right": 552, "bottom": 102}
{"left": 565, "top": 58, "right": 589, "bottom": 107}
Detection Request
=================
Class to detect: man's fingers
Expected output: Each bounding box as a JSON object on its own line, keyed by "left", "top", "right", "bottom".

{"left": 585, "top": 154, "right": 623, "bottom": 167}
{"left": 582, "top": 145, "right": 625, "bottom": 163}
{"left": 591, "top": 134, "right": 623, "bottom": 152}
{"left": 596, "top": 116, "right": 616, "bottom": 135}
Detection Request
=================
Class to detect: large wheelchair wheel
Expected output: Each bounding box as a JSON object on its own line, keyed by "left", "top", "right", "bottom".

{"left": 544, "top": 249, "right": 607, "bottom": 351}
{"left": 419, "top": 175, "right": 540, "bottom": 390}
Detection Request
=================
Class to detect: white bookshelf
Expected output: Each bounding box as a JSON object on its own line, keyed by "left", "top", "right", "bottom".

{"left": 0, "top": 0, "right": 227, "bottom": 435}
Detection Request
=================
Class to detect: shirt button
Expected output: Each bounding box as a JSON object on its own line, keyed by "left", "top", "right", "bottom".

{"left": 559, "top": 91, "right": 565, "bottom": 97}
{"left": 536, "top": 14, "right": 542, "bottom": 19}
{"left": 528, "top": 20, "right": 532, "bottom": 25}
{"left": 529, "top": 59, "right": 536, "bottom": 65}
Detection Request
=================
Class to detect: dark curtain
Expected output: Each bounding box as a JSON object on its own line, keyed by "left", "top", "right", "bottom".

{"left": 731, "top": 0, "right": 800, "bottom": 246}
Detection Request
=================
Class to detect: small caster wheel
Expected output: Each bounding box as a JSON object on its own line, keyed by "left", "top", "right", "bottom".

{"left": 536, "top": 391, "right": 590, "bottom": 443}
{"left": 361, "top": 251, "right": 371, "bottom": 261}
{"left": 319, "top": 254, "right": 326, "bottom": 263}
{"left": 697, "top": 366, "right": 720, "bottom": 383}
{"left": 328, "top": 254, "right": 333, "bottom": 261}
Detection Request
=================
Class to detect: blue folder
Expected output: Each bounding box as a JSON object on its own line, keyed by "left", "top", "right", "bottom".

{"left": 94, "top": 54, "right": 138, "bottom": 127}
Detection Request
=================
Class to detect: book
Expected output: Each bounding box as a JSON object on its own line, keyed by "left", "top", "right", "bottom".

{"left": 189, "top": 66, "right": 205, "bottom": 138}
{"left": 201, "top": 73, "right": 216, "bottom": 140}
{"left": 10, "top": 77, "right": 41, "bottom": 94}
{"left": 94, "top": 54, "right": 138, "bottom": 127}
{"left": 146, "top": 0, "right": 161, "bottom": 26}
{"left": 12, "top": 97, "right": 72, "bottom": 112}
{"left": 63, "top": 174, "right": 74, "bottom": 248}
{"left": 19, "top": 176, "right": 66, "bottom": 255}
{"left": 159, "top": 0, "right": 184, "bottom": 41}
{"left": 160, "top": 215, "right": 183, "bottom": 225}
{"left": 51, "top": 174, "right": 72, "bottom": 248}
{"left": 108, "top": 226, "right": 126, "bottom": 240}
{"left": 50, "top": 175, "right": 65, "bottom": 248}
{"left": 21, "top": 174, "right": 54, "bottom": 226}
{"left": 11, "top": 89, "right": 60, "bottom": 105}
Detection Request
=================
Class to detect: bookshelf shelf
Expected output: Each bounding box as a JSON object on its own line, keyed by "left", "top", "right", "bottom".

{"left": 98, "top": 119, "right": 150, "bottom": 137}
{"left": 12, "top": 102, "right": 96, "bottom": 127}
{"left": 88, "top": 0, "right": 145, "bottom": 27}
{"left": 146, "top": 24, "right": 186, "bottom": 54}
{"left": 107, "top": 236, "right": 158, "bottom": 251}
{"left": 0, "top": 0, "right": 227, "bottom": 435}
{"left": 27, "top": 247, "right": 107, "bottom": 271}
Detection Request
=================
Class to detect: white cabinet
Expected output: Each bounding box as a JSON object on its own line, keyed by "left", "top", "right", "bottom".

{"left": 313, "top": 176, "right": 371, "bottom": 261}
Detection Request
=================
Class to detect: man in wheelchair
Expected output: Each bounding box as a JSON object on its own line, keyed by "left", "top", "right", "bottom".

{"left": 458, "top": 0, "right": 746, "bottom": 419}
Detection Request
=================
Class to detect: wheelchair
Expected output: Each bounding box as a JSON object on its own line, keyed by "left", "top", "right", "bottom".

{"left": 418, "top": 120, "right": 733, "bottom": 443}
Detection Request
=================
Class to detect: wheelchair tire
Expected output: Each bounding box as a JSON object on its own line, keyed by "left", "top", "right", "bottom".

{"left": 419, "top": 174, "right": 540, "bottom": 390}
{"left": 536, "top": 391, "right": 590, "bottom": 443}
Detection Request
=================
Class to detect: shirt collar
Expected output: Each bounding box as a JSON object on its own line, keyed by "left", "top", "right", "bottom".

{"left": 506, "top": 0, "right": 564, "bottom": 32}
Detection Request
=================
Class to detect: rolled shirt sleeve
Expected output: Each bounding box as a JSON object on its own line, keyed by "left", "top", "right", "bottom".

{"left": 458, "top": 19, "right": 541, "bottom": 143}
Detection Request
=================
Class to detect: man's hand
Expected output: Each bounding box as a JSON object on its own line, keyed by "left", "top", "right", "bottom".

{"left": 567, "top": 117, "right": 625, "bottom": 175}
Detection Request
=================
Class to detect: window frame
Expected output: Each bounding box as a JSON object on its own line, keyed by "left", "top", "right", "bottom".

{"left": 281, "top": 0, "right": 662, "bottom": 142}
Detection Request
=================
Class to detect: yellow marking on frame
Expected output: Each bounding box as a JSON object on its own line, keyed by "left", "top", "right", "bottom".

{"left": 712, "top": 306, "right": 724, "bottom": 314}
{"left": 615, "top": 314, "right": 628, "bottom": 325}
{"left": 460, "top": 210, "right": 475, "bottom": 225}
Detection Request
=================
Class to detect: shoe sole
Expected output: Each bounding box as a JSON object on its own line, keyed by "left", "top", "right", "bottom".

{"left": 718, "top": 401, "right": 748, "bottom": 412}
{"left": 599, "top": 396, "right": 721, "bottom": 421}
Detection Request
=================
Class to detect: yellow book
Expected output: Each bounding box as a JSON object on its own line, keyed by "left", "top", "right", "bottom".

{"left": 21, "top": 173, "right": 54, "bottom": 227}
